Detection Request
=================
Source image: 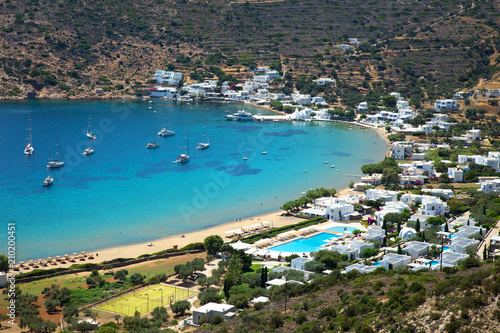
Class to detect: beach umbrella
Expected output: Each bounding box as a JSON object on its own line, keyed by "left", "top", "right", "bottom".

{"left": 81, "top": 251, "right": 87, "bottom": 256}
{"left": 28, "top": 260, "right": 34, "bottom": 266}
{"left": 72, "top": 252, "right": 78, "bottom": 256}
{"left": 46, "top": 257, "right": 53, "bottom": 262}
{"left": 55, "top": 256, "right": 62, "bottom": 261}
{"left": 37, "top": 258, "right": 43, "bottom": 263}
{"left": 64, "top": 254, "right": 70, "bottom": 258}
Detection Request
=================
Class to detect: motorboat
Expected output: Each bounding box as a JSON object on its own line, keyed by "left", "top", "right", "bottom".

{"left": 224, "top": 110, "right": 254, "bottom": 121}
{"left": 261, "top": 151, "right": 267, "bottom": 155}
{"left": 146, "top": 142, "right": 159, "bottom": 149}
{"left": 243, "top": 157, "right": 248, "bottom": 160}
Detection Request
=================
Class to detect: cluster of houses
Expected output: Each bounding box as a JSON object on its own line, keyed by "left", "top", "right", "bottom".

{"left": 148, "top": 68, "right": 336, "bottom": 108}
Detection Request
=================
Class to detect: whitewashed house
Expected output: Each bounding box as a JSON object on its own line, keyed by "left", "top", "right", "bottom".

{"left": 253, "top": 75, "right": 271, "bottom": 83}
{"left": 344, "top": 263, "right": 377, "bottom": 274}
{"left": 378, "top": 253, "right": 411, "bottom": 270}
{"left": 365, "top": 189, "right": 398, "bottom": 202}
{"left": 417, "top": 197, "right": 448, "bottom": 216}
{"left": 313, "top": 77, "right": 336, "bottom": 86}
{"left": 434, "top": 99, "right": 458, "bottom": 111}
{"left": 348, "top": 38, "right": 361, "bottom": 45}
{"left": 357, "top": 102, "right": 369, "bottom": 112}
{"left": 449, "top": 237, "right": 479, "bottom": 254}
{"left": 300, "top": 197, "right": 354, "bottom": 221}
{"left": 399, "top": 227, "right": 417, "bottom": 240}
{"left": 438, "top": 252, "right": 469, "bottom": 267}
{"left": 338, "top": 44, "right": 351, "bottom": 50}
{"left": 291, "top": 257, "right": 313, "bottom": 271}
{"left": 448, "top": 167, "right": 464, "bottom": 182}
{"left": 192, "top": 303, "right": 235, "bottom": 325}
{"left": 391, "top": 142, "right": 413, "bottom": 159}
{"left": 153, "top": 70, "right": 183, "bottom": 85}
{"left": 291, "top": 94, "right": 312, "bottom": 104}
{"left": 481, "top": 178, "right": 500, "bottom": 193}
{"left": 403, "top": 241, "right": 430, "bottom": 259}
{"left": 455, "top": 225, "right": 484, "bottom": 238}
{"left": 422, "top": 189, "right": 453, "bottom": 200}
{"left": 149, "top": 87, "right": 178, "bottom": 98}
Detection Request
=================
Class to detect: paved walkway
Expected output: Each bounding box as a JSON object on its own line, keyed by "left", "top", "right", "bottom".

{"left": 477, "top": 216, "right": 500, "bottom": 259}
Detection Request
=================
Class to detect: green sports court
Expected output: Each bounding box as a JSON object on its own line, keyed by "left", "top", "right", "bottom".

{"left": 96, "top": 284, "right": 194, "bottom": 316}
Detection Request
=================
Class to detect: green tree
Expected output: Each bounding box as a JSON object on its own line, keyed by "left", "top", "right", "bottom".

{"left": 415, "top": 218, "right": 420, "bottom": 233}
{"left": 114, "top": 269, "right": 128, "bottom": 283}
{"left": 0, "top": 254, "right": 9, "bottom": 272}
{"left": 191, "top": 258, "right": 205, "bottom": 273}
{"left": 170, "top": 300, "right": 191, "bottom": 316}
{"left": 129, "top": 273, "right": 144, "bottom": 285}
{"left": 151, "top": 306, "right": 169, "bottom": 323}
{"left": 381, "top": 168, "right": 400, "bottom": 186}
{"left": 228, "top": 294, "right": 249, "bottom": 309}
{"left": 44, "top": 298, "right": 60, "bottom": 313}
{"left": 204, "top": 235, "right": 224, "bottom": 255}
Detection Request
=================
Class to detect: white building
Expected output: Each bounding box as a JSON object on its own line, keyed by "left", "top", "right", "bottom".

{"left": 391, "top": 142, "right": 413, "bottom": 159}
{"left": 348, "top": 38, "right": 361, "bottom": 45}
{"left": 434, "top": 99, "right": 458, "bottom": 111}
{"left": 421, "top": 188, "right": 453, "bottom": 200}
{"left": 458, "top": 154, "right": 500, "bottom": 172}
{"left": 313, "top": 78, "right": 336, "bottom": 86}
{"left": 449, "top": 237, "right": 479, "bottom": 254}
{"left": 300, "top": 197, "right": 354, "bottom": 221}
{"left": 192, "top": 303, "right": 236, "bottom": 325}
{"left": 266, "top": 278, "right": 303, "bottom": 289}
{"left": 366, "top": 225, "right": 386, "bottom": 243}
{"left": 153, "top": 70, "right": 183, "bottom": 85}
{"left": 365, "top": 189, "right": 398, "bottom": 202}
{"left": 357, "top": 102, "right": 369, "bottom": 112}
{"left": 0, "top": 272, "right": 6, "bottom": 288}
{"left": 403, "top": 241, "right": 429, "bottom": 259}
{"left": 291, "top": 93, "right": 312, "bottom": 104}
{"left": 455, "top": 225, "right": 484, "bottom": 239}
{"left": 338, "top": 44, "right": 351, "bottom": 50}
{"left": 149, "top": 86, "right": 178, "bottom": 98}
{"left": 253, "top": 75, "right": 271, "bottom": 83}
{"left": 448, "top": 167, "right": 464, "bottom": 182}
{"left": 291, "top": 257, "right": 313, "bottom": 271}
{"left": 481, "top": 178, "right": 500, "bottom": 193}
{"left": 344, "top": 263, "right": 377, "bottom": 274}
{"left": 399, "top": 227, "right": 416, "bottom": 240}
{"left": 417, "top": 197, "right": 448, "bottom": 216}
{"left": 374, "top": 202, "right": 410, "bottom": 226}
{"left": 438, "top": 252, "right": 469, "bottom": 267}
{"left": 378, "top": 253, "right": 411, "bottom": 270}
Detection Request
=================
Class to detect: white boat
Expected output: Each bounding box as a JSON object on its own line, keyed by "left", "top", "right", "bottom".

{"left": 42, "top": 175, "right": 53, "bottom": 187}
{"left": 324, "top": 161, "right": 329, "bottom": 164}
{"left": 24, "top": 112, "right": 34, "bottom": 155}
{"left": 261, "top": 151, "right": 267, "bottom": 155}
{"left": 146, "top": 142, "right": 159, "bottom": 149}
{"left": 196, "top": 121, "right": 209, "bottom": 150}
{"left": 174, "top": 130, "right": 190, "bottom": 163}
{"left": 348, "top": 126, "right": 353, "bottom": 130}
{"left": 47, "top": 135, "right": 65, "bottom": 169}
{"left": 331, "top": 165, "right": 335, "bottom": 168}
{"left": 82, "top": 139, "right": 94, "bottom": 156}
{"left": 243, "top": 157, "right": 248, "bottom": 160}
{"left": 158, "top": 111, "right": 175, "bottom": 137}
{"left": 87, "top": 115, "right": 97, "bottom": 140}
{"left": 224, "top": 110, "right": 254, "bottom": 121}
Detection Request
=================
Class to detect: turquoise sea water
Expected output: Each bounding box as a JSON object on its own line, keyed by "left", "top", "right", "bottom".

{"left": 0, "top": 99, "right": 386, "bottom": 260}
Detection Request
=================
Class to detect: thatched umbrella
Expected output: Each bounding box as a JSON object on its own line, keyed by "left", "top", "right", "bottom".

{"left": 80, "top": 251, "right": 87, "bottom": 257}
{"left": 46, "top": 257, "right": 53, "bottom": 262}
{"left": 72, "top": 252, "right": 78, "bottom": 257}
{"left": 19, "top": 261, "right": 25, "bottom": 267}
{"left": 28, "top": 260, "right": 35, "bottom": 266}
{"left": 55, "top": 256, "right": 62, "bottom": 261}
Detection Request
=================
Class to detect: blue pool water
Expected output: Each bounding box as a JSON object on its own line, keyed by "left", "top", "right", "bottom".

{"left": 372, "top": 262, "right": 381, "bottom": 267}
{"left": 450, "top": 234, "right": 457, "bottom": 239}
{"left": 443, "top": 246, "right": 450, "bottom": 251}
{"left": 327, "top": 226, "right": 360, "bottom": 234}
{"left": 268, "top": 232, "right": 341, "bottom": 253}
{"left": 0, "top": 100, "right": 386, "bottom": 260}
{"left": 430, "top": 260, "right": 440, "bottom": 266}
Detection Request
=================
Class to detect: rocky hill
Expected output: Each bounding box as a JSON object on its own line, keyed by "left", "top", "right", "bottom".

{"left": 197, "top": 262, "right": 500, "bottom": 333}
{"left": 0, "top": 0, "right": 499, "bottom": 100}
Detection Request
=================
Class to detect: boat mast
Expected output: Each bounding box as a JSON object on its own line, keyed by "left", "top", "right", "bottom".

{"left": 56, "top": 134, "right": 64, "bottom": 162}
{"left": 27, "top": 112, "right": 33, "bottom": 146}
{"left": 185, "top": 129, "right": 189, "bottom": 155}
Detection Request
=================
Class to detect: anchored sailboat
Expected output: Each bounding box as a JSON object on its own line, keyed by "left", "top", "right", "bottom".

{"left": 43, "top": 169, "right": 53, "bottom": 187}
{"left": 174, "top": 130, "right": 190, "bottom": 163}
{"left": 147, "top": 129, "right": 160, "bottom": 149}
{"left": 82, "top": 138, "right": 94, "bottom": 156}
{"left": 24, "top": 112, "right": 34, "bottom": 155}
{"left": 196, "top": 121, "right": 209, "bottom": 150}
{"left": 87, "top": 115, "right": 97, "bottom": 140}
{"left": 158, "top": 111, "right": 175, "bottom": 137}
{"left": 47, "top": 135, "right": 65, "bottom": 169}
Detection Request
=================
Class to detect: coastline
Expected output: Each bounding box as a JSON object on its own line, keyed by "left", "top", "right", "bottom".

{"left": 9, "top": 100, "right": 390, "bottom": 268}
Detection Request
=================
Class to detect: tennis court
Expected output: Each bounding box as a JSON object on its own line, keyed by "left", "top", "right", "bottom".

{"left": 96, "top": 284, "right": 194, "bottom": 316}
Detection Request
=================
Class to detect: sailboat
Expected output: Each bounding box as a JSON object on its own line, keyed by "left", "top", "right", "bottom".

{"left": 43, "top": 169, "right": 53, "bottom": 187}
{"left": 174, "top": 130, "right": 190, "bottom": 163}
{"left": 196, "top": 121, "right": 209, "bottom": 150}
{"left": 158, "top": 111, "right": 175, "bottom": 137}
{"left": 82, "top": 138, "right": 94, "bottom": 156}
{"left": 146, "top": 130, "right": 159, "bottom": 149}
{"left": 47, "top": 135, "right": 65, "bottom": 169}
{"left": 87, "top": 115, "right": 97, "bottom": 140}
{"left": 24, "top": 112, "right": 34, "bottom": 155}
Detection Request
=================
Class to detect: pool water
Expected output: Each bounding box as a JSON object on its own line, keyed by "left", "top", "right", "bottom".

{"left": 443, "top": 246, "right": 450, "bottom": 251}
{"left": 450, "top": 234, "right": 457, "bottom": 239}
{"left": 268, "top": 232, "right": 341, "bottom": 253}
{"left": 372, "top": 262, "right": 381, "bottom": 267}
{"left": 326, "top": 226, "right": 360, "bottom": 234}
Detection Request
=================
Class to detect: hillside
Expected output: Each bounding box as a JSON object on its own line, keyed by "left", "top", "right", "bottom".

{"left": 0, "top": 0, "right": 500, "bottom": 101}
{"left": 197, "top": 263, "right": 500, "bottom": 333}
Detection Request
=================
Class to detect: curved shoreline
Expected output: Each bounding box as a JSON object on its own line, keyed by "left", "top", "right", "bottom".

{"left": 10, "top": 102, "right": 389, "bottom": 267}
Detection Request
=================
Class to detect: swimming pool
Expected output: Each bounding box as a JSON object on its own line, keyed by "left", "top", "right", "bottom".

{"left": 268, "top": 232, "right": 341, "bottom": 253}
{"left": 443, "top": 246, "right": 450, "bottom": 251}
{"left": 326, "top": 226, "right": 360, "bottom": 234}
{"left": 372, "top": 262, "right": 381, "bottom": 267}
{"left": 450, "top": 234, "right": 457, "bottom": 239}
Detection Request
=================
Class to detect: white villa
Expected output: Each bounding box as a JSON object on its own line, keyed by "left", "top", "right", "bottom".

{"left": 365, "top": 189, "right": 398, "bottom": 202}
{"left": 481, "top": 178, "right": 500, "bottom": 193}
{"left": 300, "top": 197, "right": 355, "bottom": 221}
{"left": 153, "top": 70, "right": 183, "bottom": 85}
{"left": 458, "top": 152, "right": 500, "bottom": 172}
{"left": 378, "top": 253, "right": 411, "bottom": 270}
{"left": 434, "top": 99, "right": 458, "bottom": 111}
{"left": 344, "top": 263, "right": 377, "bottom": 274}
{"left": 449, "top": 237, "right": 479, "bottom": 254}
{"left": 191, "top": 303, "right": 236, "bottom": 325}
{"left": 291, "top": 257, "right": 313, "bottom": 271}
{"left": 417, "top": 197, "right": 448, "bottom": 216}
{"left": 313, "top": 78, "right": 336, "bottom": 86}
{"left": 403, "top": 241, "right": 430, "bottom": 259}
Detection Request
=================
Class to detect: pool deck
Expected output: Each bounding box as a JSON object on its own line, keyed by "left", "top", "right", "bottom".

{"left": 253, "top": 220, "right": 368, "bottom": 258}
